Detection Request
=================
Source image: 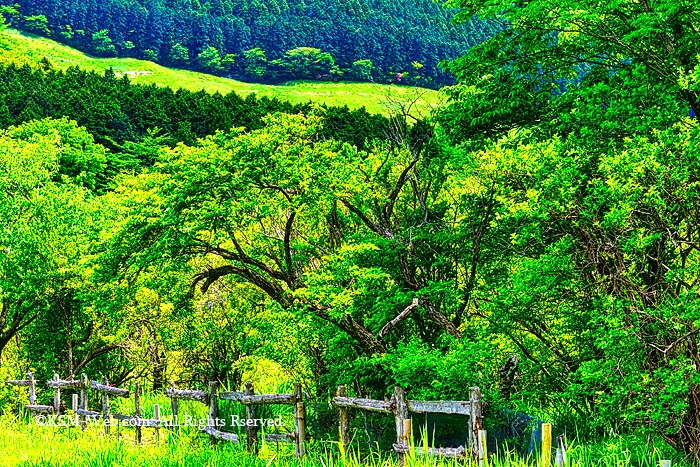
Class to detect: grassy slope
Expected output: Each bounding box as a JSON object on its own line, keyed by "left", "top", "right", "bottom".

{"left": 0, "top": 29, "right": 441, "bottom": 116}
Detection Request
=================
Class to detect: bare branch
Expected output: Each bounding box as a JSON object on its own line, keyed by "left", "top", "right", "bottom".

{"left": 378, "top": 298, "right": 419, "bottom": 340}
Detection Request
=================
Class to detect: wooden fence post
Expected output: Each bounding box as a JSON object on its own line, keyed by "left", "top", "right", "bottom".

{"left": 478, "top": 430, "right": 487, "bottom": 467}
{"left": 154, "top": 404, "right": 161, "bottom": 443}
{"left": 52, "top": 374, "right": 61, "bottom": 415}
{"left": 245, "top": 381, "right": 258, "bottom": 454}
{"left": 470, "top": 387, "right": 483, "bottom": 458}
{"left": 80, "top": 373, "right": 88, "bottom": 430}
{"left": 169, "top": 382, "right": 179, "bottom": 432}
{"left": 208, "top": 381, "right": 219, "bottom": 444}
{"left": 542, "top": 423, "right": 552, "bottom": 466}
{"left": 28, "top": 372, "right": 36, "bottom": 406}
{"left": 555, "top": 433, "right": 567, "bottom": 467}
{"left": 403, "top": 419, "right": 412, "bottom": 446}
{"left": 337, "top": 385, "right": 350, "bottom": 447}
{"left": 101, "top": 376, "right": 110, "bottom": 434}
{"left": 293, "top": 382, "right": 306, "bottom": 458}
{"left": 72, "top": 394, "right": 78, "bottom": 426}
{"left": 393, "top": 386, "right": 408, "bottom": 467}
{"left": 135, "top": 381, "right": 142, "bottom": 444}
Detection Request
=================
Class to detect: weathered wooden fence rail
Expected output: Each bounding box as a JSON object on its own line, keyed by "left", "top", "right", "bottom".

{"left": 6, "top": 373, "right": 571, "bottom": 465}
{"left": 8, "top": 372, "right": 132, "bottom": 433}
{"left": 332, "top": 385, "right": 484, "bottom": 465}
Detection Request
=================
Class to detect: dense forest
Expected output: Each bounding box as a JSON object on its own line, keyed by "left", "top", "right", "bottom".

{"left": 4, "top": 0, "right": 700, "bottom": 464}
{"left": 0, "top": 63, "right": 390, "bottom": 153}
{"left": 0, "top": 0, "right": 497, "bottom": 86}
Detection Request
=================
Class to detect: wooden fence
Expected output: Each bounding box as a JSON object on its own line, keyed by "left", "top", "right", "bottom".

{"left": 333, "top": 385, "right": 483, "bottom": 464}
{"left": 165, "top": 380, "right": 306, "bottom": 456}
{"left": 7, "top": 372, "right": 571, "bottom": 465}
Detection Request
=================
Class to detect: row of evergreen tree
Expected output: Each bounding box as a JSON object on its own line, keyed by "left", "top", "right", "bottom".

{"left": 0, "top": 63, "right": 391, "bottom": 173}
{"left": 0, "top": 0, "right": 497, "bottom": 87}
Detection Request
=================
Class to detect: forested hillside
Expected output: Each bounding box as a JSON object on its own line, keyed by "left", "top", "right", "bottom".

{"left": 0, "top": 28, "right": 440, "bottom": 116}
{"left": 0, "top": 0, "right": 496, "bottom": 86}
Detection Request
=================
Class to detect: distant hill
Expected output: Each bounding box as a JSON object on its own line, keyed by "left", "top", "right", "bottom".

{"left": 0, "top": 28, "right": 441, "bottom": 116}
{"left": 0, "top": 0, "right": 496, "bottom": 87}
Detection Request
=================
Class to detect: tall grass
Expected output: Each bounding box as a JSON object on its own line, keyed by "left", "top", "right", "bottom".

{"left": 0, "top": 413, "right": 688, "bottom": 467}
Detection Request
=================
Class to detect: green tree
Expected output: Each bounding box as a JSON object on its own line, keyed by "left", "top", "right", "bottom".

{"left": 221, "top": 53, "right": 237, "bottom": 73}
{"left": 443, "top": 0, "right": 700, "bottom": 143}
{"left": 122, "top": 40, "right": 136, "bottom": 57}
{"left": 438, "top": 0, "right": 700, "bottom": 456}
{"left": 349, "top": 59, "right": 374, "bottom": 82}
{"left": 22, "top": 15, "right": 50, "bottom": 35}
{"left": 196, "top": 46, "right": 222, "bottom": 73}
{"left": 168, "top": 42, "right": 190, "bottom": 67}
{"left": 277, "top": 47, "right": 335, "bottom": 79}
{"left": 0, "top": 119, "right": 102, "bottom": 360}
{"left": 243, "top": 47, "right": 267, "bottom": 78}
{"left": 91, "top": 29, "right": 117, "bottom": 57}
{"left": 60, "top": 24, "right": 74, "bottom": 42}
{"left": 104, "top": 110, "right": 496, "bottom": 390}
{"left": 0, "top": 6, "right": 19, "bottom": 27}
{"left": 142, "top": 48, "right": 159, "bottom": 62}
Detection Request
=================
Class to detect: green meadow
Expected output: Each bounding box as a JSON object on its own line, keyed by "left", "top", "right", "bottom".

{"left": 0, "top": 413, "right": 686, "bottom": 467}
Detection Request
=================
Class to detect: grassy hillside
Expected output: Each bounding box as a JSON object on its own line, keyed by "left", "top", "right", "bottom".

{"left": 0, "top": 29, "right": 441, "bottom": 116}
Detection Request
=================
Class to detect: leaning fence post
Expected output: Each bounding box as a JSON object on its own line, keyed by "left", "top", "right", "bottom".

{"left": 169, "top": 381, "right": 179, "bottom": 432}
{"left": 52, "top": 374, "right": 61, "bottom": 415}
{"left": 393, "top": 386, "right": 408, "bottom": 467}
{"left": 101, "top": 375, "right": 110, "bottom": 434}
{"left": 337, "top": 385, "right": 350, "bottom": 447}
{"left": 135, "top": 381, "right": 142, "bottom": 444}
{"left": 470, "top": 387, "right": 483, "bottom": 458}
{"left": 80, "top": 373, "right": 88, "bottom": 430}
{"left": 245, "top": 381, "right": 258, "bottom": 454}
{"left": 293, "top": 382, "right": 306, "bottom": 458}
{"left": 28, "top": 371, "right": 36, "bottom": 406}
{"left": 542, "top": 423, "right": 552, "bottom": 466}
{"left": 555, "top": 433, "right": 567, "bottom": 467}
{"left": 208, "top": 381, "right": 219, "bottom": 444}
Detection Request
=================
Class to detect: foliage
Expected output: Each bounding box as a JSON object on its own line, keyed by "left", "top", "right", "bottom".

{"left": 142, "top": 48, "right": 159, "bottom": 62}
{"left": 90, "top": 29, "right": 116, "bottom": 57}
{"left": 21, "top": 14, "right": 47, "bottom": 35}
{"left": 433, "top": 0, "right": 700, "bottom": 457}
{"left": 0, "top": 0, "right": 498, "bottom": 86}
{"left": 0, "top": 62, "right": 391, "bottom": 153}
{"left": 273, "top": 47, "right": 337, "bottom": 80}
{"left": 0, "top": 6, "right": 19, "bottom": 27}
{"left": 243, "top": 47, "right": 267, "bottom": 79}
{"left": 168, "top": 42, "right": 189, "bottom": 67}
{"left": 349, "top": 59, "right": 374, "bottom": 82}
{"left": 441, "top": 0, "right": 699, "bottom": 145}
{"left": 196, "top": 46, "right": 222, "bottom": 73}
{"left": 0, "top": 119, "right": 104, "bottom": 372}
